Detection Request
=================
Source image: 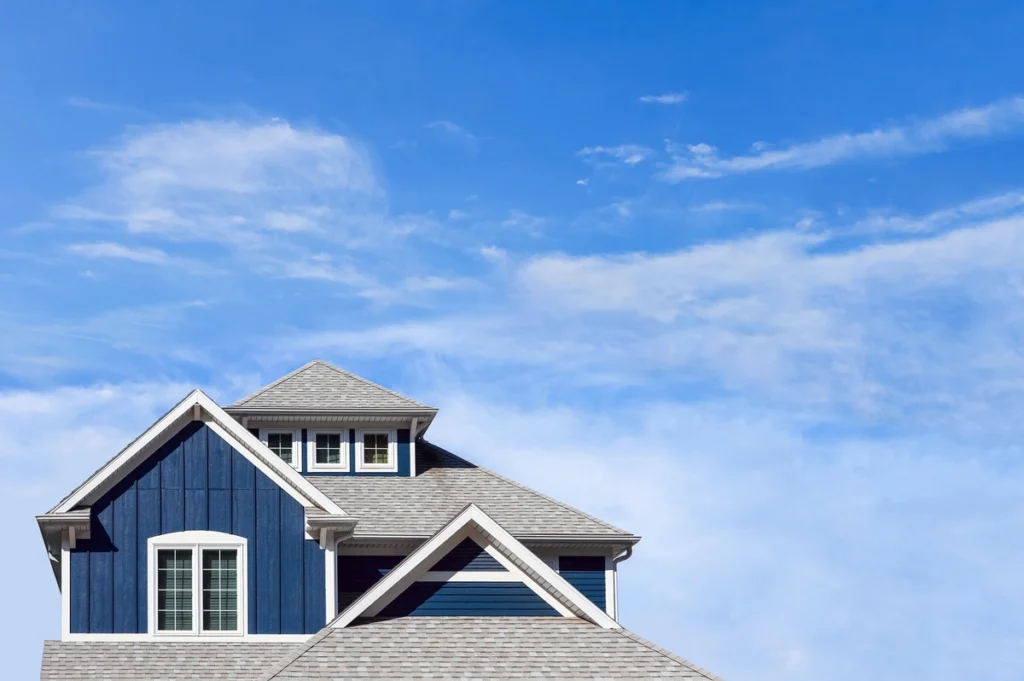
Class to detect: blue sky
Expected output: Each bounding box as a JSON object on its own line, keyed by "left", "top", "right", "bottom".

{"left": 3, "top": 1, "right": 1024, "bottom": 679}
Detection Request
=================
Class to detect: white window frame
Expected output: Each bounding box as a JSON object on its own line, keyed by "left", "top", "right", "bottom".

{"left": 308, "top": 428, "right": 350, "bottom": 472}
{"left": 260, "top": 428, "right": 301, "bottom": 470}
{"left": 355, "top": 428, "right": 398, "bottom": 473}
{"left": 148, "top": 531, "right": 247, "bottom": 637}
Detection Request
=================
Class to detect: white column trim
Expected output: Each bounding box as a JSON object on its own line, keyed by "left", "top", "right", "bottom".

{"left": 605, "top": 554, "right": 617, "bottom": 620}
{"left": 61, "top": 531, "right": 71, "bottom": 641}
{"left": 409, "top": 418, "right": 418, "bottom": 477}
{"left": 325, "top": 531, "right": 337, "bottom": 623}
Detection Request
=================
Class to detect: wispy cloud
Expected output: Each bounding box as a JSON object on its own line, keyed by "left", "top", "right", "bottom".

{"left": 500, "top": 210, "right": 547, "bottom": 236}
{"left": 661, "top": 96, "right": 1024, "bottom": 181}
{"left": 577, "top": 144, "right": 653, "bottom": 166}
{"left": 426, "top": 120, "right": 478, "bottom": 147}
{"left": 65, "top": 95, "right": 129, "bottom": 113}
{"left": 67, "top": 241, "right": 169, "bottom": 264}
{"left": 638, "top": 91, "right": 688, "bottom": 105}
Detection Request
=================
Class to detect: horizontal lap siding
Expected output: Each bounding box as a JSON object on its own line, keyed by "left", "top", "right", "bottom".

{"left": 379, "top": 582, "right": 558, "bottom": 617}
{"left": 429, "top": 538, "right": 506, "bottom": 571}
{"left": 336, "top": 555, "right": 404, "bottom": 611}
{"left": 559, "top": 556, "right": 606, "bottom": 611}
{"left": 69, "top": 421, "right": 325, "bottom": 634}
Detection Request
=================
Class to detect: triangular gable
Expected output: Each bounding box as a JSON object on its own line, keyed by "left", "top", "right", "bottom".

{"left": 50, "top": 389, "right": 345, "bottom": 516}
{"left": 331, "top": 504, "right": 620, "bottom": 629}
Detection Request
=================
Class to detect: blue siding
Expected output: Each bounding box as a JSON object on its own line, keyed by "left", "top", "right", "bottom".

{"left": 69, "top": 421, "right": 325, "bottom": 635}
{"left": 378, "top": 582, "right": 557, "bottom": 617}
{"left": 305, "top": 428, "right": 411, "bottom": 477}
{"left": 559, "top": 556, "right": 606, "bottom": 611}
{"left": 430, "top": 538, "right": 506, "bottom": 572}
{"left": 336, "top": 555, "right": 403, "bottom": 611}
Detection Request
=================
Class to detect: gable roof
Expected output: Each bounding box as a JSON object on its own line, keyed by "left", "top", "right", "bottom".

{"left": 257, "top": 618, "right": 723, "bottom": 681}
{"left": 47, "top": 389, "right": 345, "bottom": 516}
{"left": 308, "top": 441, "right": 638, "bottom": 542}
{"left": 227, "top": 360, "right": 438, "bottom": 415}
{"left": 41, "top": 640, "right": 299, "bottom": 681}
{"left": 331, "top": 503, "right": 620, "bottom": 629}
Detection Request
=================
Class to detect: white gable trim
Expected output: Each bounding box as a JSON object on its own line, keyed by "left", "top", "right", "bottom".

{"left": 331, "top": 504, "right": 620, "bottom": 629}
{"left": 52, "top": 389, "right": 345, "bottom": 516}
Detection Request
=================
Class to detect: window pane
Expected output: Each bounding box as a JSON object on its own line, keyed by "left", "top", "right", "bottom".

{"left": 316, "top": 433, "right": 342, "bottom": 464}
{"left": 157, "top": 549, "right": 193, "bottom": 631}
{"left": 363, "top": 433, "right": 389, "bottom": 465}
{"left": 202, "top": 549, "right": 238, "bottom": 632}
{"left": 268, "top": 432, "right": 293, "bottom": 464}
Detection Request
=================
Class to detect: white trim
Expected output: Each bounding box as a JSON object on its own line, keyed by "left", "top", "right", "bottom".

{"left": 259, "top": 428, "right": 301, "bottom": 471}
{"left": 308, "top": 429, "right": 350, "bottom": 472}
{"left": 325, "top": 531, "right": 337, "bottom": 623}
{"left": 331, "top": 504, "right": 621, "bottom": 629}
{"left": 605, "top": 554, "right": 617, "bottom": 620}
{"left": 53, "top": 390, "right": 345, "bottom": 516}
{"left": 61, "top": 532, "right": 70, "bottom": 641}
{"left": 477, "top": 538, "right": 574, "bottom": 617}
{"left": 409, "top": 417, "right": 418, "bottom": 477}
{"left": 417, "top": 570, "right": 521, "bottom": 582}
{"left": 148, "top": 531, "right": 247, "bottom": 637}
{"left": 62, "top": 633, "right": 311, "bottom": 643}
{"left": 354, "top": 428, "right": 398, "bottom": 473}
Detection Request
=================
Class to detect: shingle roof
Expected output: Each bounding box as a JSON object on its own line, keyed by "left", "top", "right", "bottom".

{"left": 307, "top": 442, "right": 636, "bottom": 540}
{"left": 40, "top": 640, "right": 299, "bottom": 680}
{"left": 260, "top": 617, "right": 723, "bottom": 680}
{"left": 228, "top": 360, "right": 436, "bottom": 413}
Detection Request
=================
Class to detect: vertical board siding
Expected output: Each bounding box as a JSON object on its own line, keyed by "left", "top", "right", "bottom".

{"left": 429, "top": 538, "right": 506, "bottom": 572}
{"left": 559, "top": 556, "right": 607, "bottom": 611}
{"left": 69, "top": 422, "right": 325, "bottom": 635}
{"left": 378, "top": 582, "right": 558, "bottom": 617}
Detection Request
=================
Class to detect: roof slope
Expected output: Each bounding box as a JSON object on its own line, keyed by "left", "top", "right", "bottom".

{"left": 308, "top": 442, "right": 636, "bottom": 539}
{"left": 228, "top": 360, "right": 435, "bottom": 412}
{"left": 41, "top": 640, "right": 299, "bottom": 680}
{"left": 260, "top": 617, "right": 723, "bottom": 680}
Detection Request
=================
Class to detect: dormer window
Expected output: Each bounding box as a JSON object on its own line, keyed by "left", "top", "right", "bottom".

{"left": 309, "top": 429, "right": 349, "bottom": 472}
{"left": 356, "top": 428, "right": 397, "bottom": 473}
{"left": 260, "top": 428, "right": 300, "bottom": 470}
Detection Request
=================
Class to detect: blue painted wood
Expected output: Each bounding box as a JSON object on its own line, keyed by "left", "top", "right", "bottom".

{"left": 348, "top": 428, "right": 356, "bottom": 471}
{"left": 300, "top": 428, "right": 308, "bottom": 474}
{"left": 89, "top": 500, "right": 114, "bottom": 632}
{"left": 255, "top": 472, "right": 281, "bottom": 634}
{"left": 112, "top": 480, "right": 138, "bottom": 632}
{"left": 430, "top": 538, "right": 505, "bottom": 571}
{"left": 304, "top": 539, "right": 325, "bottom": 633}
{"left": 70, "top": 548, "right": 90, "bottom": 633}
{"left": 559, "top": 556, "right": 606, "bottom": 610}
{"left": 378, "top": 582, "right": 557, "bottom": 617}
{"left": 397, "top": 429, "right": 410, "bottom": 476}
{"left": 280, "top": 497, "right": 305, "bottom": 633}
{"left": 70, "top": 420, "right": 325, "bottom": 635}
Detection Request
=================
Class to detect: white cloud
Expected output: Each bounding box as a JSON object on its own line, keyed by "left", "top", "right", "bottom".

{"left": 638, "top": 91, "right": 688, "bottom": 105}
{"left": 67, "top": 241, "right": 169, "bottom": 264}
{"left": 661, "top": 95, "right": 1024, "bottom": 181}
{"left": 577, "top": 144, "right": 653, "bottom": 166}
{"left": 500, "top": 210, "right": 547, "bottom": 235}
{"left": 426, "top": 120, "right": 478, "bottom": 147}
{"left": 576, "top": 178, "right": 589, "bottom": 186}
{"left": 448, "top": 208, "right": 469, "bottom": 220}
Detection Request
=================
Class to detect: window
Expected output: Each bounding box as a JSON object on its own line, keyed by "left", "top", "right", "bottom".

{"left": 355, "top": 429, "right": 397, "bottom": 472}
{"left": 309, "top": 429, "right": 349, "bottom": 471}
{"left": 260, "top": 429, "right": 300, "bottom": 469}
{"left": 149, "top": 532, "right": 246, "bottom": 636}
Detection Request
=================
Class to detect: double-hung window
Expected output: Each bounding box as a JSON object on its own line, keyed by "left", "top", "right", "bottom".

{"left": 149, "top": 532, "right": 246, "bottom": 636}
{"left": 308, "top": 429, "right": 349, "bottom": 472}
{"left": 355, "top": 429, "right": 397, "bottom": 472}
{"left": 260, "top": 429, "right": 300, "bottom": 470}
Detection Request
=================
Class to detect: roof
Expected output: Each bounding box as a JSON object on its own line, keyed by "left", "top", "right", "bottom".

{"left": 330, "top": 504, "right": 620, "bottom": 629}
{"left": 259, "top": 617, "right": 723, "bottom": 680}
{"left": 227, "top": 360, "right": 437, "bottom": 414}
{"left": 308, "top": 441, "right": 637, "bottom": 541}
{"left": 40, "top": 640, "right": 299, "bottom": 680}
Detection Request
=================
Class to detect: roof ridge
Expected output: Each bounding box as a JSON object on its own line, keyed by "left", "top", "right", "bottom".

{"left": 315, "top": 359, "right": 429, "bottom": 408}
{"left": 229, "top": 360, "right": 321, "bottom": 408}
{"left": 617, "top": 629, "right": 726, "bottom": 680}
{"left": 421, "top": 440, "right": 634, "bottom": 537}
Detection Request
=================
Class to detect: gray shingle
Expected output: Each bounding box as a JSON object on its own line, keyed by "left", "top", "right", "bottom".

{"left": 263, "top": 617, "right": 724, "bottom": 680}
{"left": 308, "top": 442, "right": 635, "bottom": 539}
{"left": 229, "top": 361, "right": 435, "bottom": 412}
{"left": 40, "top": 640, "right": 299, "bottom": 680}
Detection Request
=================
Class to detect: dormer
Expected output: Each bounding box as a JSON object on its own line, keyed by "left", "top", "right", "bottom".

{"left": 224, "top": 360, "right": 438, "bottom": 477}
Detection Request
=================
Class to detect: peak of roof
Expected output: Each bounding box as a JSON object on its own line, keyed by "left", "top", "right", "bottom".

{"left": 227, "top": 360, "right": 436, "bottom": 413}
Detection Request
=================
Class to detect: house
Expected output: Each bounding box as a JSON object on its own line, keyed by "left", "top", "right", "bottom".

{"left": 36, "top": 360, "right": 723, "bottom": 680}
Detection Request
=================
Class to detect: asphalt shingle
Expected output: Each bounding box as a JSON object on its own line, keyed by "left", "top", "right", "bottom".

{"left": 229, "top": 360, "right": 435, "bottom": 412}
{"left": 262, "top": 617, "right": 723, "bottom": 680}
{"left": 308, "top": 442, "right": 635, "bottom": 539}
{"left": 40, "top": 640, "right": 299, "bottom": 680}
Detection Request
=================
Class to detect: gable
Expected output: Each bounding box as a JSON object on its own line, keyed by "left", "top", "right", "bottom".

{"left": 69, "top": 421, "right": 326, "bottom": 636}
